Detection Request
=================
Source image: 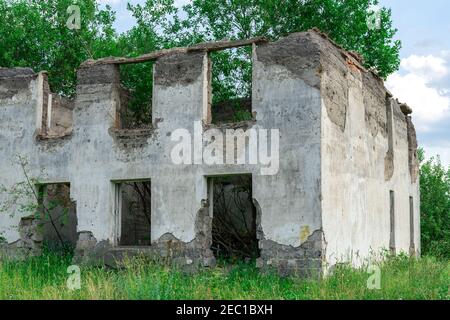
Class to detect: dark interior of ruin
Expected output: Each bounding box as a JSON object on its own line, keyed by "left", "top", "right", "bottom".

{"left": 37, "top": 183, "right": 77, "bottom": 252}
{"left": 210, "top": 175, "right": 260, "bottom": 262}
{"left": 117, "top": 180, "right": 152, "bottom": 246}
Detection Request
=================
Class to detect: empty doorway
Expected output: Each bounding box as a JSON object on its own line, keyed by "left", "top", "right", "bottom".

{"left": 114, "top": 180, "right": 152, "bottom": 246}
{"left": 37, "top": 183, "right": 77, "bottom": 252}
{"left": 208, "top": 175, "right": 259, "bottom": 262}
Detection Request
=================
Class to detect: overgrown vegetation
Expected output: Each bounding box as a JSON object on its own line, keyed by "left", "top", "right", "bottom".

{"left": 0, "top": 0, "right": 116, "bottom": 97}
{"left": 0, "top": 156, "right": 75, "bottom": 253}
{"left": 0, "top": 0, "right": 401, "bottom": 123}
{"left": 419, "top": 149, "right": 450, "bottom": 259}
{"left": 0, "top": 250, "right": 447, "bottom": 300}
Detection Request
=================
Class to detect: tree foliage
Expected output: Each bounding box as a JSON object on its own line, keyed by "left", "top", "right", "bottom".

{"left": 418, "top": 149, "right": 450, "bottom": 259}
{"left": 1, "top": 0, "right": 400, "bottom": 106}
{"left": 125, "top": 0, "right": 401, "bottom": 121}
{"left": 183, "top": 0, "right": 401, "bottom": 78}
{"left": 0, "top": 0, "right": 116, "bottom": 96}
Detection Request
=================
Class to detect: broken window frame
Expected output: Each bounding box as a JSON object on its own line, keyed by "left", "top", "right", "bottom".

{"left": 113, "top": 179, "right": 152, "bottom": 247}
{"left": 207, "top": 44, "right": 255, "bottom": 125}
{"left": 117, "top": 61, "right": 155, "bottom": 130}
{"left": 37, "top": 72, "right": 74, "bottom": 139}
{"left": 389, "top": 190, "right": 396, "bottom": 254}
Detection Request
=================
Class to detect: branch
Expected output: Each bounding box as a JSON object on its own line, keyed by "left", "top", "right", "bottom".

{"left": 18, "top": 157, "right": 65, "bottom": 246}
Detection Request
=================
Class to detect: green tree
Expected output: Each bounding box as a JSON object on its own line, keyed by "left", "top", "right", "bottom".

{"left": 115, "top": 0, "right": 181, "bottom": 126}
{"left": 418, "top": 148, "right": 450, "bottom": 259}
{"left": 0, "top": 0, "right": 117, "bottom": 96}
{"left": 133, "top": 0, "right": 401, "bottom": 120}
{"left": 1, "top": 0, "right": 401, "bottom": 122}
{"left": 182, "top": 0, "right": 401, "bottom": 77}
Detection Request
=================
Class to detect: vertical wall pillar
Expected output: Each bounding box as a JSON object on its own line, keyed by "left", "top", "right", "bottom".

{"left": 385, "top": 97, "right": 395, "bottom": 181}
{"left": 150, "top": 51, "right": 215, "bottom": 269}
{"left": 72, "top": 63, "right": 121, "bottom": 265}
{"left": 252, "top": 33, "right": 324, "bottom": 277}
{"left": 0, "top": 68, "right": 45, "bottom": 260}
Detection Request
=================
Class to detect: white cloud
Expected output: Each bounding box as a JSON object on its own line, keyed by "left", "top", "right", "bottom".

{"left": 424, "top": 143, "right": 450, "bottom": 168}
{"left": 386, "top": 73, "right": 449, "bottom": 129}
{"left": 441, "top": 50, "right": 450, "bottom": 59}
{"left": 400, "top": 55, "right": 448, "bottom": 81}
{"left": 98, "top": 0, "right": 123, "bottom": 4}
{"left": 386, "top": 54, "right": 450, "bottom": 131}
{"left": 99, "top": 0, "right": 190, "bottom": 7}
{"left": 174, "top": 0, "right": 191, "bottom": 6}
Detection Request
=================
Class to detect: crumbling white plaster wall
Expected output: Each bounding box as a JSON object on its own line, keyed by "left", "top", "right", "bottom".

{"left": 0, "top": 30, "right": 420, "bottom": 274}
{"left": 320, "top": 54, "right": 420, "bottom": 268}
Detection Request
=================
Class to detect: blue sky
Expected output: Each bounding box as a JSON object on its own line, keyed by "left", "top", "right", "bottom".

{"left": 379, "top": 0, "right": 450, "bottom": 166}
{"left": 99, "top": 0, "right": 450, "bottom": 166}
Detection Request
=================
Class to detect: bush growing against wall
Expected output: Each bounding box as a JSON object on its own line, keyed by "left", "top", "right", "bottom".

{"left": 419, "top": 148, "right": 450, "bottom": 259}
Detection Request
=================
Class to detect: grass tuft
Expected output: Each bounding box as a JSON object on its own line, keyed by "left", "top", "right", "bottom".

{"left": 0, "top": 251, "right": 448, "bottom": 300}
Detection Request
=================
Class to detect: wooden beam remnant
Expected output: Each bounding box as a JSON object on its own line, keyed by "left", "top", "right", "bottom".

{"left": 81, "top": 36, "right": 268, "bottom": 67}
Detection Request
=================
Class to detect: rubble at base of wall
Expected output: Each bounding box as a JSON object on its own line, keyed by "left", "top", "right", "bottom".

{"left": 72, "top": 233, "right": 325, "bottom": 278}
{"left": 72, "top": 231, "right": 113, "bottom": 267}
{"left": 0, "top": 244, "right": 41, "bottom": 262}
{"left": 256, "top": 230, "right": 325, "bottom": 278}
{"left": 72, "top": 231, "right": 216, "bottom": 272}
{"left": 4, "top": 210, "right": 324, "bottom": 279}
{"left": 72, "top": 205, "right": 216, "bottom": 272}
{"left": 0, "top": 216, "right": 43, "bottom": 261}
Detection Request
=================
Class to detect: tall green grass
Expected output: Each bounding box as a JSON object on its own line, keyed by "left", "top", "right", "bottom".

{"left": 0, "top": 251, "right": 448, "bottom": 300}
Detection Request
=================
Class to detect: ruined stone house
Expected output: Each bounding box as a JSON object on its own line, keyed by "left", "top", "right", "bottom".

{"left": 0, "top": 29, "right": 420, "bottom": 276}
